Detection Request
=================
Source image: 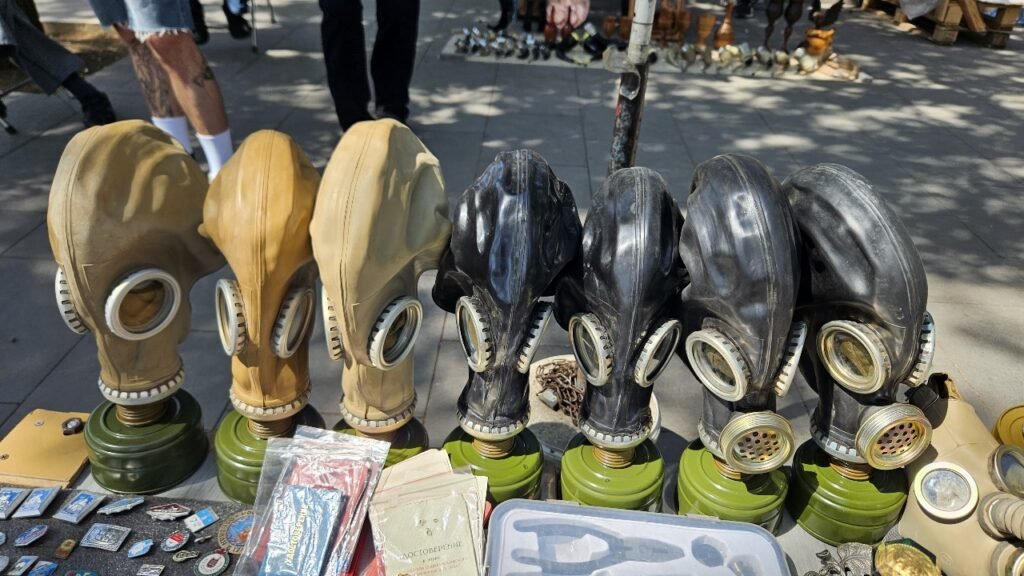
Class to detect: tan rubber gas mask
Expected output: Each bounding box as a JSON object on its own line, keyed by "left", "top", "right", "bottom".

{"left": 784, "top": 164, "right": 935, "bottom": 471}
{"left": 200, "top": 130, "right": 320, "bottom": 428}
{"left": 311, "top": 119, "right": 452, "bottom": 433}
{"left": 432, "top": 150, "right": 582, "bottom": 441}
{"left": 47, "top": 120, "right": 223, "bottom": 408}
{"left": 554, "top": 167, "right": 687, "bottom": 451}
{"left": 899, "top": 375, "right": 1024, "bottom": 576}
{"left": 679, "top": 154, "right": 804, "bottom": 475}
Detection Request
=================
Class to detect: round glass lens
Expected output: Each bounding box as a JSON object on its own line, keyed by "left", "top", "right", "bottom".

{"left": 698, "top": 341, "right": 737, "bottom": 389}
{"left": 643, "top": 324, "right": 680, "bottom": 383}
{"left": 384, "top": 307, "right": 417, "bottom": 364}
{"left": 921, "top": 468, "right": 972, "bottom": 512}
{"left": 457, "top": 305, "right": 481, "bottom": 364}
{"left": 216, "top": 285, "right": 232, "bottom": 348}
{"left": 997, "top": 448, "right": 1024, "bottom": 496}
{"left": 286, "top": 291, "right": 313, "bottom": 352}
{"left": 572, "top": 322, "right": 600, "bottom": 378}
{"left": 830, "top": 331, "right": 875, "bottom": 382}
{"left": 121, "top": 279, "right": 169, "bottom": 333}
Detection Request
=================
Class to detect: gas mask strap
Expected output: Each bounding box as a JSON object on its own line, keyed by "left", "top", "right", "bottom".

{"left": 516, "top": 302, "right": 553, "bottom": 374}
{"left": 271, "top": 286, "right": 315, "bottom": 359}
{"left": 634, "top": 319, "right": 682, "bottom": 388}
{"left": 685, "top": 328, "right": 750, "bottom": 402}
{"left": 368, "top": 296, "right": 423, "bottom": 370}
{"left": 904, "top": 311, "right": 936, "bottom": 388}
{"left": 455, "top": 296, "right": 493, "bottom": 373}
{"left": 773, "top": 321, "right": 807, "bottom": 397}
{"left": 321, "top": 287, "right": 344, "bottom": 361}
{"left": 54, "top": 267, "right": 88, "bottom": 334}
{"left": 215, "top": 279, "right": 246, "bottom": 356}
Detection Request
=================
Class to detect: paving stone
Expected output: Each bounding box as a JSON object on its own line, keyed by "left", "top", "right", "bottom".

{"left": 0, "top": 211, "right": 44, "bottom": 255}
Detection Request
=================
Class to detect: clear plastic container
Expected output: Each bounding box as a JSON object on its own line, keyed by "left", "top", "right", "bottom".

{"left": 485, "top": 499, "right": 789, "bottom": 576}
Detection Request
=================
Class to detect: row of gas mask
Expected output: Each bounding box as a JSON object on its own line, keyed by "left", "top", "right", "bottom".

{"left": 47, "top": 120, "right": 450, "bottom": 493}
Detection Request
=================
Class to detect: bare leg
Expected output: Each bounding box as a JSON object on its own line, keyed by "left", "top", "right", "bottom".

{"left": 113, "top": 24, "right": 182, "bottom": 118}
{"left": 146, "top": 31, "right": 228, "bottom": 135}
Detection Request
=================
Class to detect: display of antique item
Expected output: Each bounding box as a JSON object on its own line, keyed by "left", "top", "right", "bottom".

{"left": 899, "top": 374, "right": 1024, "bottom": 576}
{"left": 783, "top": 163, "right": 936, "bottom": 546}
{"left": 555, "top": 167, "right": 686, "bottom": 511}
{"left": 201, "top": 130, "right": 322, "bottom": 503}
{"left": 995, "top": 405, "right": 1024, "bottom": 450}
{"left": 311, "top": 119, "right": 452, "bottom": 466}
{"left": 764, "top": 0, "right": 785, "bottom": 48}
{"left": 695, "top": 12, "right": 715, "bottom": 50}
{"left": 806, "top": 0, "right": 844, "bottom": 57}
{"left": 433, "top": 150, "right": 582, "bottom": 503}
{"left": 47, "top": 120, "right": 223, "bottom": 493}
{"left": 782, "top": 0, "right": 805, "bottom": 51}
{"left": 676, "top": 154, "right": 805, "bottom": 534}
{"left": 714, "top": 2, "right": 735, "bottom": 48}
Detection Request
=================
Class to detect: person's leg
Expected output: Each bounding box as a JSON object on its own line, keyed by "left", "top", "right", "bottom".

{"left": 319, "top": 0, "right": 372, "bottom": 130}
{"left": 370, "top": 0, "right": 418, "bottom": 122}
{"left": 112, "top": 24, "right": 192, "bottom": 152}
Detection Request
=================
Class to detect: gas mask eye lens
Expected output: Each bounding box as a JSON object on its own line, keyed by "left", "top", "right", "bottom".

{"left": 991, "top": 445, "right": 1024, "bottom": 497}
{"left": 54, "top": 267, "right": 88, "bottom": 335}
{"left": 105, "top": 268, "right": 182, "bottom": 341}
{"left": 215, "top": 279, "right": 246, "bottom": 356}
{"left": 568, "top": 313, "right": 612, "bottom": 386}
{"left": 455, "top": 296, "right": 492, "bottom": 372}
{"left": 634, "top": 320, "right": 682, "bottom": 387}
{"left": 818, "top": 320, "right": 890, "bottom": 394}
{"left": 914, "top": 462, "right": 978, "bottom": 521}
{"left": 368, "top": 296, "right": 423, "bottom": 370}
{"left": 271, "top": 287, "right": 315, "bottom": 359}
{"left": 685, "top": 328, "right": 750, "bottom": 402}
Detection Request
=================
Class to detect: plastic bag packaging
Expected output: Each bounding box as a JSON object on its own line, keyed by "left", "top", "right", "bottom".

{"left": 368, "top": 453, "right": 487, "bottom": 576}
{"left": 233, "top": 427, "right": 389, "bottom": 576}
{"left": 899, "top": 0, "right": 942, "bottom": 19}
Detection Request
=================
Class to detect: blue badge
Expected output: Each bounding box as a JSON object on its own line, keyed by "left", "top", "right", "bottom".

{"left": 14, "top": 525, "right": 47, "bottom": 547}
{"left": 98, "top": 496, "right": 145, "bottom": 516}
{"left": 127, "top": 538, "right": 154, "bottom": 558}
{"left": 26, "top": 560, "right": 58, "bottom": 576}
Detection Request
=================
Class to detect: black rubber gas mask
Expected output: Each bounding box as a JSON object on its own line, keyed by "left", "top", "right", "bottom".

{"left": 554, "top": 167, "right": 686, "bottom": 450}
{"left": 679, "top": 154, "right": 805, "bottom": 475}
{"left": 433, "top": 150, "right": 582, "bottom": 441}
{"left": 784, "top": 164, "right": 935, "bottom": 470}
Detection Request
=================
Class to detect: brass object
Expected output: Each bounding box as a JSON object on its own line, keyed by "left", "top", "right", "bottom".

{"left": 619, "top": 16, "right": 633, "bottom": 42}
{"left": 830, "top": 457, "right": 872, "bottom": 481}
{"left": 603, "top": 16, "right": 618, "bottom": 38}
{"left": 471, "top": 437, "right": 516, "bottom": 459}
{"left": 714, "top": 2, "right": 735, "bottom": 49}
{"left": 116, "top": 402, "right": 167, "bottom": 427}
{"left": 713, "top": 457, "right": 745, "bottom": 480}
{"left": 695, "top": 13, "right": 716, "bottom": 49}
{"left": 805, "top": 28, "right": 835, "bottom": 57}
{"left": 874, "top": 542, "right": 940, "bottom": 576}
{"left": 247, "top": 418, "right": 293, "bottom": 439}
{"left": 995, "top": 405, "right": 1024, "bottom": 450}
{"left": 592, "top": 446, "right": 636, "bottom": 469}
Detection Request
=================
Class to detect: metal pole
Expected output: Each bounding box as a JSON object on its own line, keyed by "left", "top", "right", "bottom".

{"left": 608, "top": 0, "right": 657, "bottom": 174}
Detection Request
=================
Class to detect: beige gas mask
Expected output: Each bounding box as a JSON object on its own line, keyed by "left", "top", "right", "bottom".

{"left": 311, "top": 119, "right": 452, "bottom": 433}
{"left": 899, "top": 374, "right": 1024, "bottom": 576}
{"left": 200, "top": 130, "right": 320, "bottom": 433}
{"left": 47, "top": 120, "right": 224, "bottom": 421}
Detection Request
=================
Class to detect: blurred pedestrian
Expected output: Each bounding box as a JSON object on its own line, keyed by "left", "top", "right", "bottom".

{"left": 319, "top": 0, "right": 418, "bottom": 130}
{"left": 86, "top": 0, "right": 235, "bottom": 176}
{"left": 0, "top": 0, "right": 115, "bottom": 126}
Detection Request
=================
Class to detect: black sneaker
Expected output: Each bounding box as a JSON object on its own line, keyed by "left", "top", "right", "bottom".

{"left": 190, "top": 0, "right": 210, "bottom": 44}
{"left": 80, "top": 91, "right": 116, "bottom": 127}
{"left": 223, "top": 3, "right": 252, "bottom": 39}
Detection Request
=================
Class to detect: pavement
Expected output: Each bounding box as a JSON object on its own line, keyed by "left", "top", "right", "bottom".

{"left": 1, "top": 0, "right": 1023, "bottom": 572}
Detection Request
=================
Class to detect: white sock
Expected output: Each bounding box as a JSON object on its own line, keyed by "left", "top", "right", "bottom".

{"left": 197, "top": 129, "right": 234, "bottom": 179}
{"left": 151, "top": 116, "right": 193, "bottom": 154}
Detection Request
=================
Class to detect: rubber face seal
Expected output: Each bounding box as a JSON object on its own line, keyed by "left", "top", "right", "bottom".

{"left": 215, "top": 279, "right": 246, "bottom": 356}
{"left": 818, "top": 320, "right": 891, "bottom": 394}
{"left": 568, "top": 312, "right": 613, "bottom": 387}
{"left": 719, "top": 411, "right": 795, "bottom": 474}
{"left": 368, "top": 296, "right": 423, "bottom": 370}
{"left": 55, "top": 266, "right": 88, "bottom": 334}
{"left": 904, "top": 311, "right": 936, "bottom": 387}
{"left": 516, "top": 302, "right": 553, "bottom": 374}
{"left": 685, "top": 328, "right": 750, "bottom": 402}
{"left": 104, "top": 268, "right": 182, "bottom": 341}
{"left": 271, "top": 286, "right": 315, "bottom": 359}
{"left": 914, "top": 461, "right": 979, "bottom": 521}
{"left": 774, "top": 321, "right": 807, "bottom": 397}
{"left": 321, "top": 287, "right": 344, "bottom": 361}
{"left": 634, "top": 319, "right": 682, "bottom": 388}
{"left": 455, "top": 295, "right": 493, "bottom": 373}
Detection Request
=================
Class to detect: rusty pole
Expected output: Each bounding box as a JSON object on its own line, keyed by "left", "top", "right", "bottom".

{"left": 608, "top": 0, "right": 658, "bottom": 174}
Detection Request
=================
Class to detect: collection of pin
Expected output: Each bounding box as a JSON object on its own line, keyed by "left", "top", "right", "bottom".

{"left": 0, "top": 487, "right": 253, "bottom": 576}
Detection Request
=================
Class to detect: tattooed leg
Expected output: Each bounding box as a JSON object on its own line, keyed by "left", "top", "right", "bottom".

{"left": 146, "top": 31, "right": 228, "bottom": 135}
{"left": 113, "top": 24, "right": 183, "bottom": 117}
